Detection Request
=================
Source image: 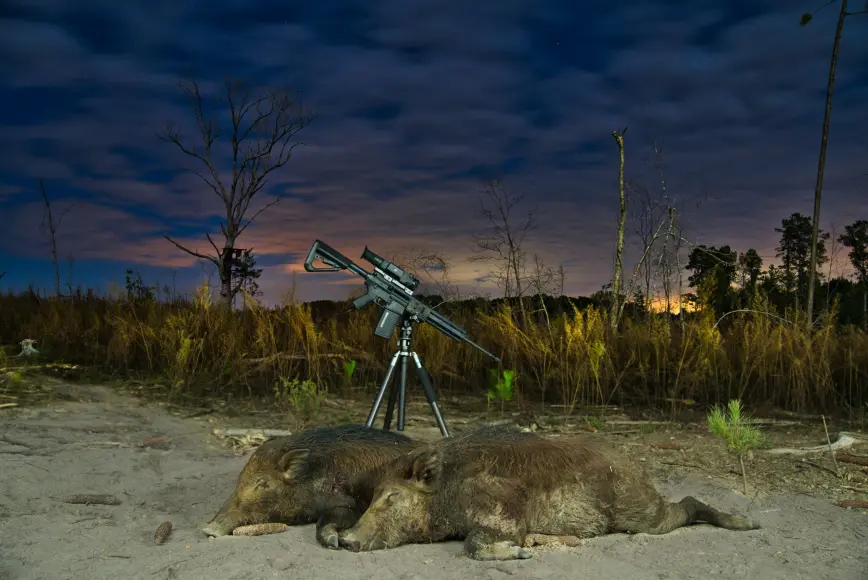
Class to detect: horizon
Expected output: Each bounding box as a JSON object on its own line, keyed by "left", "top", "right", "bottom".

{"left": 1, "top": 1, "right": 867, "bottom": 305}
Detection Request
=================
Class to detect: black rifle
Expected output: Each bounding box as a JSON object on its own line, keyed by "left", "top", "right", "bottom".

{"left": 304, "top": 239, "right": 500, "bottom": 437}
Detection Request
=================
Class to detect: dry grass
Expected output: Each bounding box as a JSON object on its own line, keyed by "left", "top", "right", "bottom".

{"left": 1, "top": 282, "right": 867, "bottom": 418}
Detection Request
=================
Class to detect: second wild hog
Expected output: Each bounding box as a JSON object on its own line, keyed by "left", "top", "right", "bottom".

{"left": 338, "top": 424, "right": 761, "bottom": 560}
{"left": 201, "top": 423, "right": 415, "bottom": 548}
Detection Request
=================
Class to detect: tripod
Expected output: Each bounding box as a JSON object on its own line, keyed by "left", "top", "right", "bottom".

{"left": 364, "top": 315, "right": 450, "bottom": 438}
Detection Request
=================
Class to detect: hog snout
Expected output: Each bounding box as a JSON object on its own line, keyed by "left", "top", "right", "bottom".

{"left": 340, "top": 536, "right": 361, "bottom": 552}
{"left": 201, "top": 515, "right": 236, "bottom": 537}
{"left": 339, "top": 530, "right": 385, "bottom": 552}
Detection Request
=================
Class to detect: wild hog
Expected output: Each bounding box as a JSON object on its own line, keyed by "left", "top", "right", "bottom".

{"left": 338, "top": 424, "right": 760, "bottom": 560}
{"left": 201, "top": 423, "right": 415, "bottom": 548}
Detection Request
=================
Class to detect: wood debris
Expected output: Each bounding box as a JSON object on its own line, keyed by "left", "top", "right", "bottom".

{"left": 763, "top": 432, "right": 863, "bottom": 455}
{"left": 154, "top": 521, "right": 173, "bottom": 545}
{"left": 62, "top": 494, "right": 121, "bottom": 506}
{"left": 231, "top": 523, "right": 289, "bottom": 536}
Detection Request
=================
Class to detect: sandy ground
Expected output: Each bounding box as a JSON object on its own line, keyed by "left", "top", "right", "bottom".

{"left": 1, "top": 382, "right": 867, "bottom": 580}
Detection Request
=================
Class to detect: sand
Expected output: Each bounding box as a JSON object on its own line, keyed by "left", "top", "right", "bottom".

{"left": 1, "top": 383, "right": 866, "bottom": 580}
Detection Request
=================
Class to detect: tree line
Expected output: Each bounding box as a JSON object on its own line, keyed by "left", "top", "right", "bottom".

{"left": 684, "top": 214, "right": 868, "bottom": 325}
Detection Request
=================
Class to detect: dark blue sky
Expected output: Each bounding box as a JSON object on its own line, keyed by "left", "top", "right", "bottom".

{"left": 1, "top": 0, "right": 866, "bottom": 303}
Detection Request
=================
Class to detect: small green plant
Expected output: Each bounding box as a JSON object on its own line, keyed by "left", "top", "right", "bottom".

{"left": 487, "top": 368, "right": 516, "bottom": 417}
{"left": 341, "top": 359, "right": 357, "bottom": 390}
{"left": 707, "top": 399, "right": 764, "bottom": 495}
{"left": 275, "top": 376, "right": 324, "bottom": 424}
{"left": 584, "top": 415, "right": 604, "bottom": 431}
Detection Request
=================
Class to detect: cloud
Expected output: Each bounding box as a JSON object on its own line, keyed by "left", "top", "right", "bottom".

{"left": 1, "top": 0, "right": 867, "bottom": 304}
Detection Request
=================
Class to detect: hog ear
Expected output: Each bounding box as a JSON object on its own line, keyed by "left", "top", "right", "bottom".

{"left": 407, "top": 448, "right": 441, "bottom": 486}
{"left": 278, "top": 448, "right": 310, "bottom": 481}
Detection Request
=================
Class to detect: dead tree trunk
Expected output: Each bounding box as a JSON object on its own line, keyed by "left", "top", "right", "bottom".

{"left": 37, "top": 179, "right": 73, "bottom": 298}
{"left": 610, "top": 128, "right": 628, "bottom": 334}
{"left": 805, "top": 0, "right": 851, "bottom": 330}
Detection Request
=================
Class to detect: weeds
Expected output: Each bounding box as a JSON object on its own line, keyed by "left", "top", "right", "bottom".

{"left": 274, "top": 376, "right": 324, "bottom": 425}
{"left": 1, "top": 282, "right": 867, "bottom": 415}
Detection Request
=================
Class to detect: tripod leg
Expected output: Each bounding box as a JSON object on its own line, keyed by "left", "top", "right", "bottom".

{"left": 365, "top": 351, "right": 400, "bottom": 429}
{"left": 382, "top": 374, "right": 398, "bottom": 431}
{"left": 396, "top": 353, "right": 410, "bottom": 431}
{"left": 410, "top": 353, "right": 450, "bottom": 438}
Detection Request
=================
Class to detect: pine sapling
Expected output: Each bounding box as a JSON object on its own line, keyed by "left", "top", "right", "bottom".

{"left": 487, "top": 369, "right": 516, "bottom": 417}
{"left": 707, "top": 399, "right": 764, "bottom": 495}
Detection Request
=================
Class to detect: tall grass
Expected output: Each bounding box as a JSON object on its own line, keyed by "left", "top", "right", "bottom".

{"left": 1, "top": 282, "right": 867, "bottom": 415}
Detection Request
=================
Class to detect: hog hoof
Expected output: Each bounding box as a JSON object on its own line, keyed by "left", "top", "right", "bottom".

{"left": 316, "top": 524, "right": 341, "bottom": 549}
{"left": 730, "top": 516, "right": 762, "bottom": 531}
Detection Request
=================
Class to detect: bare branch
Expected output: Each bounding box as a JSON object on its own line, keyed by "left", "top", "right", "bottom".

{"left": 237, "top": 197, "right": 281, "bottom": 237}
{"left": 204, "top": 232, "right": 222, "bottom": 257}
{"left": 164, "top": 234, "right": 218, "bottom": 265}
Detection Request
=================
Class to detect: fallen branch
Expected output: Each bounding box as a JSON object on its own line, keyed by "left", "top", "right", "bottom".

{"left": 763, "top": 432, "right": 863, "bottom": 455}
{"left": 841, "top": 485, "right": 867, "bottom": 493}
{"left": 822, "top": 415, "right": 841, "bottom": 476}
{"left": 651, "top": 442, "right": 684, "bottom": 450}
{"left": 836, "top": 499, "right": 868, "bottom": 509}
{"left": 62, "top": 494, "right": 121, "bottom": 505}
{"left": 0, "top": 403, "right": 19, "bottom": 409}
{"left": 212, "top": 428, "right": 293, "bottom": 439}
{"left": 0, "top": 435, "right": 31, "bottom": 448}
{"left": 796, "top": 458, "right": 840, "bottom": 478}
{"left": 244, "top": 352, "right": 347, "bottom": 364}
{"left": 660, "top": 460, "right": 706, "bottom": 470}
{"left": 836, "top": 453, "right": 868, "bottom": 467}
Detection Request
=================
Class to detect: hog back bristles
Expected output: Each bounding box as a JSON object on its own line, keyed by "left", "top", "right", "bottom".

{"left": 231, "top": 523, "right": 290, "bottom": 536}
{"left": 154, "top": 520, "right": 173, "bottom": 544}
{"left": 62, "top": 494, "right": 121, "bottom": 505}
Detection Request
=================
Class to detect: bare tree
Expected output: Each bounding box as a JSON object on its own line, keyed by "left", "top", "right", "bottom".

{"left": 397, "top": 250, "right": 458, "bottom": 302}
{"left": 610, "top": 127, "right": 628, "bottom": 333}
{"left": 37, "top": 179, "right": 74, "bottom": 297}
{"left": 470, "top": 179, "right": 537, "bottom": 326}
{"left": 800, "top": 1, "right": 867, "bottom": 329}
{"left": 645, "top": 140, "right": 702, "bottom": 321}
{"left": 823, "top": 221, "right": 847, "bottom": 309}
{"left": 158, "top": 78, "right": 314, "bottom": 308}
{"left": 627, "top": 177, "right": 667, "bottom": 314}
{"left": 528, "top": 253, "right": 560, "bottom": 328}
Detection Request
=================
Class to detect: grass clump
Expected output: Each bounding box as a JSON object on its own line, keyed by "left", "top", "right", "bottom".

{"left": 707, "top": 399, "right": 764, "bottom": 495}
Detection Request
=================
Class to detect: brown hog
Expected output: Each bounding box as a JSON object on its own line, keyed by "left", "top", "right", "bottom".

{"left": 201, "top": 424, "right": 415, "bottom": 548}
{"left": 338, "top": 424, "right": 761, "bottom": 560}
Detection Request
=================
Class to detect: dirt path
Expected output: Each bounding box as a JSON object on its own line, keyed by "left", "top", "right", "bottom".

{"left": 1, "top": 383, "right": 866, "bottom": 580}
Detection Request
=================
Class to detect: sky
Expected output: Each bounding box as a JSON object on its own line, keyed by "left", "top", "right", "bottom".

{"left": 1, "top": 0, "right": 867, "bottom": 305}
